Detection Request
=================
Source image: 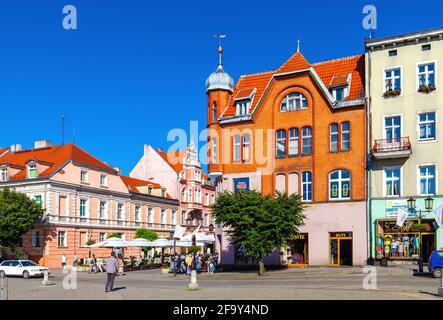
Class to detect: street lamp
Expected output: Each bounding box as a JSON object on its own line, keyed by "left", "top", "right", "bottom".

{"left": 407, "top": 196, "right": 434, "bottom": 274}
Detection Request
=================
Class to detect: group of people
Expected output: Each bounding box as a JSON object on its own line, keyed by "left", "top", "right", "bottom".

{"left": 172, "top": 252, "right": 218, "bottom": 275}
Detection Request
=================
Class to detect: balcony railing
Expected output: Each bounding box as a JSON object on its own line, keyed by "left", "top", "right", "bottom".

{"left": 372, "top": 137, "right": 412, "bottom": 159}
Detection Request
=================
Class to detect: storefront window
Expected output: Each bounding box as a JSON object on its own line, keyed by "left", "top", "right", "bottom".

{"left": 376, "top": 220, "right": 436, "bottom": 262}
{"left": 235, "top": 244, "right": 256, "bottom": 265}
{"left": 286, "top": 234, "right": 308, "bottom": 265}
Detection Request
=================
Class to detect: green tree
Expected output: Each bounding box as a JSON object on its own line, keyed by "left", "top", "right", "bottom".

{"left": 212, "top": 190, "right": 306, "bottom": 275}
{"left": 106, "top": 233, "right": 122, "bottom": 239}
{"left": 135, "top": 228, "right": 158, "bottom": 241}
{"left": 0, "top": 188, "right": 44, "bottom": 249}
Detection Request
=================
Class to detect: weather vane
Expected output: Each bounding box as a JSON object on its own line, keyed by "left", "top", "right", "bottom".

{"left": 214, "top": 34, "right": 226, "bottom": 66}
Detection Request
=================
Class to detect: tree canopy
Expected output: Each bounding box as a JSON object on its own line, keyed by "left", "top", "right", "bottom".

{"left": 135, "top": 228, "right": 158, "bottom": 241}
{"left": 211, "top": 190, "right": 306, "bottom": 275}
{"left": 0, "top": 188, "right": 44, "bottom": 249}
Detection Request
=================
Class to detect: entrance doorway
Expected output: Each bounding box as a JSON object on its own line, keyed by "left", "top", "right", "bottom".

{"left": 329, "top": 232, "right": 353, "bottom": 266}
{"left": 422, "top": 233, "right": 436, "bottom": 263}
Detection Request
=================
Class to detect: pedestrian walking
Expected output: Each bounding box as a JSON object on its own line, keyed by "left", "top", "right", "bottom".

{"left": 104, "top": 252, "right": 118, "bottom": 292}
{"left": 61, "top": 254, "right": 67, "bottom": 272}
{"left": 89, "top": 254, "right": 97, "bottom": 274}
{"left": 185, "top": 254, "right": 193, "bottom": 275}
{"left": 117, "top": 254, "right": 124, "bottom": 276}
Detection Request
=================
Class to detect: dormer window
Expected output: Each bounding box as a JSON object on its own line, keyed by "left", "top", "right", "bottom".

{"left": 147, "top": 185, "right": 153, "bottom": 195}
{"left": 28, "top": 163, "right": 38, "bottom": 179}
{"left": 161, "top": 188, "right": 166, "bottom": 198}
{"left": 280, "top": 92, "right": 308, "bottom": 112}
{"left": 0, "top": 167, "right": 8, "bottom": 182}
{"left": 235, "top": 100, "right": 250, "bottom": 116}
{"left": 331, "top": 86, "right": 346, "bottom": 101}
{"left": 80, "top": 169, "right": 88, "bottom": 183}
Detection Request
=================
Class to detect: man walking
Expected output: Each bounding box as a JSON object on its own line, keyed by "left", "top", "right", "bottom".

{"left": 61, "top": 254, "right": 67, "bottom": 272}
{"left": 105, "top": 252, "right": 118, "bottom": 292}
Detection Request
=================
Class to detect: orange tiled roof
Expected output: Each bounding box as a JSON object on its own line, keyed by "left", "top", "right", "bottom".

{"left": 0, "top": 144, "right": 116, "bottom": 180}
{"left": 0, "top": 148, "right": 8, "bottom": 156}
{"left": 329, "top": 73, "right": 351, "bottom": 87}
{"left": 222, "top": 53, "right": 365, "bottom": 118}
{"left": 119, "top": 175, "right": 172, "bottom": 198}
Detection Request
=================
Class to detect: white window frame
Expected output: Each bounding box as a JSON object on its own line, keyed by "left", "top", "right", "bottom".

{"left": 211, "top": 138, "right": 217, "bottom": 164}
{"left": 383, "top": 166, "right": 402, "bottom": 198}
{"left": 328, "top": 170, "right": 351, "bottom": 201}
{"left": 135, "top": 205, "right": 141, "bottom": 222}
{"left": 99, "top": 232, "right": 106, "bottom": 242}
{"left": 383, "top": 114, "right": 403, "bottom": 140}
{"left": 417, "top": 164, "right": 437, "bottom": 196}
{"left": 242, "top": 134, "right": 251, "bottom": 162}
{"left": 280, "top": 92, "right": 308, "bottom": 112}
{"left": 80, "top": 169, "right": 89, "bottom": 183}
{"left": 235, "top": 100, "right": 250, "bottom": 116}
{"left": 27, "top": 163, "right": 38, "bottom": 179}
{"left": 301, "top": 127, "right": 312, "bottom": 155}
{"left": 57, "top": 230, "right": 67, "bottom": 247}
{"left": 100, "top": 173, "right": 108, "bottom": 187}
{"left": 383, "top": 66, "right": 403, "bottom": 94}
{"left": 301, "top": 171, "right": 312, "bottom": 202}
{"left": 0, "top": 166, "right": 8, "bottom": 181}
{"left": 147, "top": 207, "right": 154, "bottom": 224}
{"left": 79, "top": 198, "right": 88, "bottom": 218}
{"left": 330, "top": 124, "right": 339, "bottom": 152}
{"left": 288, "top": 128, "right": 299, "bottom": 156}
{"left": 416, "top": 60, "right": 437, "bottom": 91}
{"left": 341, "top": 122, "right": 350, "bottom": 151}
{"left": 417, "top": 111, "right": 437, "bottom": 142}
{"left": 99, "top": 200, "right": 107, "bottom": 220}
{"left": 331, "top": 86, "right": 348, "bottom": 101}
{"left": 276, "top": 130, "right": 286, "bottom": 158}
{"left": 233, "top": 135, "right": 241, "bottom": 162}
{"left": 32, "top": 230, "right": 41, "bottom": 247}
{"left": 160, "top": 209, "right": 166, "bottom": 225}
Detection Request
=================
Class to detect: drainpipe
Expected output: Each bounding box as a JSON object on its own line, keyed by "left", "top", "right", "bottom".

{"left": 366, "top": 46, "right": 374, "bottom": 265}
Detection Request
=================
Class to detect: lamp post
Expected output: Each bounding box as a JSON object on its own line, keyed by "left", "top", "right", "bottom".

{"left": 407, "top": 196, "right": 434, "bottom": 274}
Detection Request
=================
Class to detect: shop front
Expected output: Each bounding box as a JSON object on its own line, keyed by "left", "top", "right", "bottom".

{"left": 375, "top": 219, "right": 437, "bottom": 262}
{"left": 329, "top": 232, "right": 353, "bottom": 266}
{"left": 286, "top": 233, "right": 309, "bottom": 266}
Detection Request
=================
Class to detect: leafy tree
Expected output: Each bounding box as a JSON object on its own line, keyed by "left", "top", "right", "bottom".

{"left": 106, "top": 233, "right": 122, "bottom": 239}
{"left": 135, "top": 228, "right": 158, "bottom": 241}
{"left": 212, "top": 190, "right": 306, "bottom": 275}
{"left": 0, "top": 188, "right": 44, "bottom": 249}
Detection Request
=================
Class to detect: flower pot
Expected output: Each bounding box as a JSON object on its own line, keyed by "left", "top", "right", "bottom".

{"left": 161, "top": 268, "right": 170, "bottom": 274}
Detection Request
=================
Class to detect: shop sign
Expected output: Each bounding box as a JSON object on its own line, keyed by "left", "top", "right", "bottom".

{"left": 289, "top": 234, "right": 306, "bottom": 240}
{"left": 330, "top": 232, "right": 352, "bottom": 238}
{"left": 385, "top": 200, "right": 414, "bottom": 217}
{"left": 233, "top": 178, "right": 250, "bottom": 193}
{"left": 380, "top": 220, "right": 435, "bottom": 233}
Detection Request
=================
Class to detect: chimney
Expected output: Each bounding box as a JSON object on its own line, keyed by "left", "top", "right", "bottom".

{"left": 34, "top": 140, "right": 52, "bottom": 149}
{"left": 10, "top": 144, "right": 22, "bottom": 152}
{"left": 157, "top": 148, "right": 163, "bottom": 152}
{"left": 114, "top": 167, "right": 121, "bottom": 175}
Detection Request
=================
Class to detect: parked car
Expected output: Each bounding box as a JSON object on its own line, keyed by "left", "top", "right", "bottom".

{"left": 428, "top": 250, "right": 443, "bottom": 278}
{"left": 0, "top": 260, "right": 50, "bottom": 279}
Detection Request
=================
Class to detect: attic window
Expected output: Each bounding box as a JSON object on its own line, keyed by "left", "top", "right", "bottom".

{"left": 28, "top": 163, "right": 38, "bottom": 179}
{"left": 235, "top": 100, "right": 250, "bottom": 116}
{"left": 161, "top": 188, "right": 166, "bottom": 198}
{"left": 422, "top": 44, "right": 431, "bottom": 51}
{"left": 80, "top": 169, "right": 88, "bottom": 183}
{"left": 389, "top": 50, "right": 397, "bottom": 57}
{"left": 0, "top": 167, "right": 8, "bottom": 182}
{"left": 280, "top": 92, "right": 308, "bottom": 112}
{"left": 147, "top": 185, "right": 153, "bottom": 195}
{"left": 331, "top": 86, "right": 347, "bottom": 101}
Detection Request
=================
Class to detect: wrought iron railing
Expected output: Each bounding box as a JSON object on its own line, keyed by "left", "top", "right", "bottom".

{"left": 372, "top": 137, "right": 411, "bottom": 153}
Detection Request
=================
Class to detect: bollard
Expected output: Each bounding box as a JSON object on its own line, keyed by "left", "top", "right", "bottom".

{"left": 189, "top": 270, "right": 199, "bottom": 290}
{"left": 0, "top": 276, "right": 8, "bottom": 300}
{"left": 41, "top": 269, "right": 54, "bottom": 286}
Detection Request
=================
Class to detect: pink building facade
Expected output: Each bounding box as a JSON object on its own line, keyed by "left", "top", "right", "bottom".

{"left": 0, "top": 140, "right": 179, "bottom": 268}
{"left": 130, "top": 141, "right": 216, "bottom": 235}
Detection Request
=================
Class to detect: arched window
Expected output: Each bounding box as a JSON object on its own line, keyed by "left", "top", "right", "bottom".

{"left": 301, "top": 171, "right": 312, "bottom": 202}
{"left": 275, "top": 173, "right": 286, "bottom": 193}
{"left": 242, "top": 134, "right": 250, "bottom": 162}
{"left": 280, "top": 92, "right": 308, "bottom": 112}
{"left": 211, "top": 138, "right": 217, "bottom": 164}
{"left": 329, "top": 170, "right": 351, "bottom": 200}
{"left": 301, "top": 127, "right": 312, "bottom": 155}
{"left": 289, "top": 128, "right": 299, "bottom": 156}
{"left": 276, "top": 130, "right": 286, "bottom": 158}
{"left": 288, "top": 173, "right": 299, "bottom": 195}
{"left": 212, "top": 102, "right": 217, "bottom": 122}
{"left": 330, "top": 124, "right": 339, "bottom": 152}
{"left": 341, "top": 122, "right": 350, "bottom": 151}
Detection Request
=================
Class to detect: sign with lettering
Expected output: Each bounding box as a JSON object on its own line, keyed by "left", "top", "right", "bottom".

{"left": 330, "top": 232, "right": 352, "bottom": 238}
{"left": 289, "top": 234, "right": 307, "bottom": 240}
{"left": 385, "top": 200, "right": 413, "bottom": 217}
{"left": 234, "top": 178, "right": 250, "bottom": 193}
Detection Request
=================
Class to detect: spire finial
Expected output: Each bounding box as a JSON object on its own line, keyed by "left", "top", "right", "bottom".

{"left": 297, "top": 38, "right": 301, "bottom": 53}
{"left": 214, "top": 33, "right": 226, "bottom": 67}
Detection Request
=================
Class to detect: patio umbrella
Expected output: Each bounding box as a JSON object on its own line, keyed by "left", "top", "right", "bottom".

{"left": 127, "top": 238, "right": 152, "bottom": 247}
{"left": 90, "top": 237, "right": 129, "bottom": 248}
{"left": 147, "top": 238, "right": 173, "bottom": 248}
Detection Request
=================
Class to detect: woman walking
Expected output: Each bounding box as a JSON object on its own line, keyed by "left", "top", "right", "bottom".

{"left": 117, "top": 254, "right": 124, "bottom": 276}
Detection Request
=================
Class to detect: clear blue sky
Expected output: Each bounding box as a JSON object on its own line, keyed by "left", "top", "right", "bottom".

{"left": 0, "top": 0, "right": 442, "bottom": 175}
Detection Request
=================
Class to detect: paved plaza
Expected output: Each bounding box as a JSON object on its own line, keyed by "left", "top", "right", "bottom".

{"left": 2, "top": 266, "right": 443, "bottom": 300}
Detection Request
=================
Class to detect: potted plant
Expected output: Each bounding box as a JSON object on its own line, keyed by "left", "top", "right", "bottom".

{"left": 383, "top": 88, "right": 401, "bottom": 98}
{"left": 86, "top": 239, "right": 96, "bottom": 246}
{"left": 418, "top": 84, "right": 436, "bottom": 94}
{"left": 160, "top": 264, "right": 170, "bottom": 274}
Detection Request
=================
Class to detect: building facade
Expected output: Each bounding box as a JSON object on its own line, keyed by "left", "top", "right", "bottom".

{"left": 0, "top": 141, "right": 179, "bottom": 268}
{"left": 366, "top": 27, "right": 443, "bottom": 264}
{"left": 130, "top": 140, "right": 216, "bottom": 234}
{"left": 206, "top": 45, "right": 368, "bottom": 267}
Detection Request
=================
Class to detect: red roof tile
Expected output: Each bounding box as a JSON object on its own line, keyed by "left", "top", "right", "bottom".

{"left": 221, "top": 53, "right": 365, "bottom": 118}
{"left": 120, "top": 175, "right": 172, "bottom": 198}
{"left": 0, "top": 144, "right": 116, "bottom": 180}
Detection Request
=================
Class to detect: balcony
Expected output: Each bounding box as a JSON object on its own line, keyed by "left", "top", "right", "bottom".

{"left": 372, "top": 137, "right": 412, "bottom": 159}
{"left": 184, "top": 202, "right": 202, "bottom": 210}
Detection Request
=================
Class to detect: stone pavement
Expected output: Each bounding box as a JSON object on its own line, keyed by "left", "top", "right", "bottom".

{"left": 2, "top": 266, "right": 443, "bottom": 300}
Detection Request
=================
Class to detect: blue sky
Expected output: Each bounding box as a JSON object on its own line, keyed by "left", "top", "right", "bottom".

{"left": 0, "top": 0, "right": 442, "bottom": 175}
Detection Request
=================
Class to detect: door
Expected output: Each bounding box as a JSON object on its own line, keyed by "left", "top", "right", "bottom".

{"left": 422, "top": 234, "right": 436, "bottom": 263}
{"left": 339, "top": 239, "right": 353, "bottom": 266}
{"left": 330, "top": 239, "right": 339, "bottom": 266}
{"left": 385, "top": 116, "right": 401, "bottom": 146}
